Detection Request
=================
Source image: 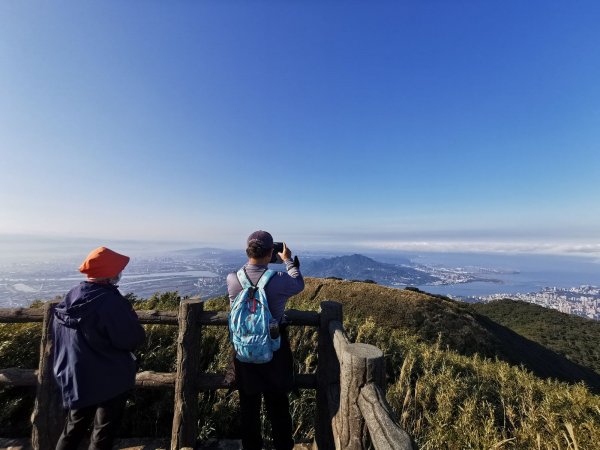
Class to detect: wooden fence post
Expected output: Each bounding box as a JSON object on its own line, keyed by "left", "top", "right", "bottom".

{"left": 31, "top": 300, "right": 65, "bottom": 450}
{"left": 315, "top": 301, "right": 343, "bottom": 450}
{"left": 336, "top": 342, "right": 384, "bottom": 450}
{"left": 171, "top": 298, "right": 203, "bottom": 450}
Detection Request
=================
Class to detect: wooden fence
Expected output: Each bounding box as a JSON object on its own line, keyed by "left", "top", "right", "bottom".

{"left": 0, "top": 299, "right": 414, "bottom": 450}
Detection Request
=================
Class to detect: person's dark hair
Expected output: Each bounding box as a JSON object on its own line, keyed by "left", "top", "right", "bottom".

{"left": 246, "top": 241, "right": 272, "bottom": 259}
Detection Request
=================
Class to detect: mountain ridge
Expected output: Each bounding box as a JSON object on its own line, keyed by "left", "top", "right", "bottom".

{"left": 301, "top": 253, "right": 438, "bottom": 285}
{"left": 289, "top": 278, "right": 600, "bottom": 391}
{"left": 300, "top": 252, "right": 504, "bottom": 288}
{"left": 471, "top": 299, "right": 600, "bottom": 375}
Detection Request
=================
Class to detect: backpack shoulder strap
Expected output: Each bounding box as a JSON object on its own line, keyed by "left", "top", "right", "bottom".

{"left": 236, "top": 268, "right": 253, "bottom": 289}
{"left": 257, "top": 269, "right": 276, "bottom": 289}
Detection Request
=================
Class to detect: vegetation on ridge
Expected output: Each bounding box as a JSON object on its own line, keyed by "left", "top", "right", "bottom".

{"left": 293, "top": 279, "right": 600, "bottom": 390}
{"left": 357, "top": 320, "right": 600, "bottom": 450}
{"left": 471, "top": 299, "right": 600, "bottom": 375}
{"left": 2, "top": 278, "right": 600, "bottom": 448}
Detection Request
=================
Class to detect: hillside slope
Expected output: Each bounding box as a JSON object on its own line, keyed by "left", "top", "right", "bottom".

{"left": 470, "top": 299, "right": 600, "bottom": 375}
{"left": 3, "top": 281, "right": 600, "bottom": 447}
{"left": 288, "top": 278, "right": 600, "bottom": 391}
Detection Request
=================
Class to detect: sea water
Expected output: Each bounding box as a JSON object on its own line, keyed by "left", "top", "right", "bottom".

{"left": 410, "top": 252, "right": 600, "bottom": 298}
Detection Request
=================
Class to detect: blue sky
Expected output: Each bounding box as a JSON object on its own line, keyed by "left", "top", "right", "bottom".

{"left": 1, "top": 1, "right": 599, "bottom": 253}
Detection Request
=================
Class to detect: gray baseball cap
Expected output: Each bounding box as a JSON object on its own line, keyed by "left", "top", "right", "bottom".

{"left": 247, "top": 230, "right": 274, "bottom": 248}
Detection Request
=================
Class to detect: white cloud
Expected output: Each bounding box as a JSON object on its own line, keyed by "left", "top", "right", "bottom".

{"left": 356, "top": 240, "right": 600, "bottom": 256}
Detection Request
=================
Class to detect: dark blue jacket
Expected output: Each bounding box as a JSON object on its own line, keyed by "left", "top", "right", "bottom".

{"left": 53, "top": 281, "right": 145, "bottom": 408}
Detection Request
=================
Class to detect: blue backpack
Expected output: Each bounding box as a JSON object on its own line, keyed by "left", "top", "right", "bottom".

{"left": 229, "top": 268, "right": 281, "bottom": 364}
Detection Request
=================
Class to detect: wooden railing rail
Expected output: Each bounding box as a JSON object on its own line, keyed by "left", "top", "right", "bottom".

{"left": 0, "top": 300, "right": 320, "bottom": 450}
{"left": 0, "top": 307, "right": 320, "bottom": 326}
{"left": 0, "top": 299, "right": 412, "bottom": 450}
{"left": 358, "top": 383, "right": 414, "bottom": 450}
{"left": 0, "top": 368, "right": 318, "bottom": 391}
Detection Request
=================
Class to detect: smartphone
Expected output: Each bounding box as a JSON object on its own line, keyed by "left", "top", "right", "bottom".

{"left": 270, "top": 242, "right": 284, "bottom": 263}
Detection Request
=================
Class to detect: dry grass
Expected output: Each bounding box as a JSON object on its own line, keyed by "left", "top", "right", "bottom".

{"left": 289, "top": 278, "right": 500, "bottom": 356}
{"left": 3, "top": 280, "right": 600, "bottom": 448}
{"left": 288, "top": 279, "right": 600, "bottom": 449}
{"left": 355, "top": 318, "right": 600, "bottom": 449}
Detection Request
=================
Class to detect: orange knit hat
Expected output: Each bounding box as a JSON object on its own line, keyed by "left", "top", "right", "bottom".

{"left": 79, "top": 247, "right": 130, "bottom": 278}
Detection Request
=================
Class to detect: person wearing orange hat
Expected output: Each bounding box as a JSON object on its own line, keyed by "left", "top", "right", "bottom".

{"left": 53, "top": 247, "right": 145, "bottom": 450}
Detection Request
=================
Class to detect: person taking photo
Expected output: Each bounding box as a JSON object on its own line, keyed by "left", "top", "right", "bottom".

{"left": 227, "top": 230, "right": 305, "bottom": 450}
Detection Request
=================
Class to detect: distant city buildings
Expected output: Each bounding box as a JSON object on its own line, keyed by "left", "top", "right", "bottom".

{"left": 474, "top": 286, "right": 600, "bottom": 320}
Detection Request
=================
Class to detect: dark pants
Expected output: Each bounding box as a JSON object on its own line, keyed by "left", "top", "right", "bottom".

{"left": 234, "top": 330, "right": 295, "bottom": 450}
{"left": 239, "top": 389, "right": 294, "bottom": 450}
{"left": 55, "top": 393, "right": 128, "bottom": 450}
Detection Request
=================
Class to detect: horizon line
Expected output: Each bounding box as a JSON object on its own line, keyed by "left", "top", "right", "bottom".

{"left": 0, "top": 233, "right": 599, "bottom": 258}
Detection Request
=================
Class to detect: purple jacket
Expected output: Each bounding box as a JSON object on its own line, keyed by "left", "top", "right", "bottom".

{"left": 226, "top": 259, "right": 304, "bottom": 321}
{"left": 53, "top": 281, "right": 145, "bottom": 408}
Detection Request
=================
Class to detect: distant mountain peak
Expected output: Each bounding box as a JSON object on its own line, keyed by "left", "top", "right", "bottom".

{"left": 320, "top": 254, "right": 379, "bottom": 263}
{"left": 301, "top": 253, "right": 437, "bottom": 285}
